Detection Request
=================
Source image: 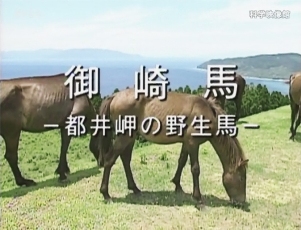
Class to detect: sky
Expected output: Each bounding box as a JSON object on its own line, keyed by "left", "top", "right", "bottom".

{"left": 1, "top": 0, "right": 301, "bottom": 59}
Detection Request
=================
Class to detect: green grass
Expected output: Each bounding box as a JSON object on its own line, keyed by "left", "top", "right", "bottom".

{"left": 1, "top": 106, "right": 301, "bottom": 229}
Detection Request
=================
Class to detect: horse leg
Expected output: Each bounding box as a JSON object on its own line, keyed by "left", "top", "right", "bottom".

{"left": 289, "top": 104, "right": 298, "bottom": 140}
{"left": 292, "top": 104, "right": 301, "bottom": 139}
{"left": 186, "top": 143, "right": 205, "bottom": 210}
{"left": 289, "top": 93, "right": 297, "bottom": 134}
{"left": 100, "top": 135, "right": 132, "bottom": 202}
{"left": 120, "top": 139, "right": 141, "bottom": 194}
{"left": 55, "top": 127, "right": 72, "bottom": 182}
{"left": 3, "top": 130, "right": 36, "bottom": 186}
{"left": 83, "top": 107, "right": 99, "bottom": 161}
{"left": 171, "top": 144, "right": 188, "bottom": 193}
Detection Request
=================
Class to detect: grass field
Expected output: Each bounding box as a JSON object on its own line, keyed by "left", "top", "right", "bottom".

{"left": 1, "top": 106, "right": 300, "bottom": 229}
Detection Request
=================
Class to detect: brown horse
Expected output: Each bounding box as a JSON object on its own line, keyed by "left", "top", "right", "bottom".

{"left": 206, "top": 73, "right": 246, "bottom": 121}
{"left": 97, "top": 88, "right": 249, "bottom": 209}
{"left": 287, "top": 71, "right": 301, "bottom": 140}
{"left": 0, "top": 73, "right": 99, "bottom": 187}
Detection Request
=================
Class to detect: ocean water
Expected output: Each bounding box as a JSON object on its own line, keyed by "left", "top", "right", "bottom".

{"left": 0, "top": 60, "right": 289, "bottom": 96}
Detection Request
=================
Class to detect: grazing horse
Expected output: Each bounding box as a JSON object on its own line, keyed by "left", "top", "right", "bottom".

{"left": 207, "top": 73, "right": 246, "bottom": 121}
{"left": 97, "top": 88, "right": 249, "bottom": 209}
{"left": 287, "top": 71, "right": 301, "bottom": 140}
{"left": 0, "top": 73, "right": 99, "bottom": 187}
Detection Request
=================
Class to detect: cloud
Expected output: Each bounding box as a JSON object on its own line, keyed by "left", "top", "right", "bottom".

{"left": 1, "top": 2, "right": 301, "bottom": 58}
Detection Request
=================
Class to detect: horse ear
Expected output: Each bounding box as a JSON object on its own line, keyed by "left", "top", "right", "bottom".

{"left": 239, "top": 159, "right": 249, "bottom": 167}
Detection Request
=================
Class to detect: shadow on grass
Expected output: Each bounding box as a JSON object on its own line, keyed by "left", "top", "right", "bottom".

{"left": 112, "top": 191, "right": 250, "bottom": 212}
{"left": 293, "top": 132, "right": 301, "bottom": 143}
{"left": 237, "top": 120, "right": 248, "bottom": 125}
{"left": 0, "top": 166, "right": 100, "bottom": 198}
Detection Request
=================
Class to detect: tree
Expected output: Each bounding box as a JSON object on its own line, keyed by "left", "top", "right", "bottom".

{"left": 184, "top": 85, "right": 191, "bottom": 94}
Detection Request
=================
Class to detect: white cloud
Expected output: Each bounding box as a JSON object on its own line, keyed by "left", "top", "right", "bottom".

{"left": 1, "top": 2, "right": 301, "bottom": 58}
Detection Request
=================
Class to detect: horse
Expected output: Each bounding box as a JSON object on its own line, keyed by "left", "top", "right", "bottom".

{"left": 286, "top": 71, "right": 301, "bottom": 140}
{"left": 206, "top": 73, "right": 246, "bottom": 121}
{"left": 0, "top": 73, "right": 99, "bottom": 187}
{"left": 96, "top": 88, "right": 249, "bottom": 210}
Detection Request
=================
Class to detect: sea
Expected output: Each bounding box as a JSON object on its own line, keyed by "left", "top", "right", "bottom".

{"left": 0, "top": 59, "right": 289, "bottom": 96}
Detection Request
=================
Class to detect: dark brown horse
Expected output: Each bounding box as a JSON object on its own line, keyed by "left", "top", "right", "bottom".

{"left": 97, "top": 88, "right": 249, "bottom": 210}
{"left": 286, "top": 71, "right": 301, "bottom": 140}
{"left": 206, "top": 73, "right": 246, "bottom": 121}
{"left": 0, "top": 73, "right": 99, "bottom": 187}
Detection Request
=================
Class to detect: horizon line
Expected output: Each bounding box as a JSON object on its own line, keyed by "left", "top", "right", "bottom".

{"left": 1, "top": 48, "right": 300, "bottom": 61}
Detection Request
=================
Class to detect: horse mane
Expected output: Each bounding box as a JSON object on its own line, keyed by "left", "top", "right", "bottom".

{"left": 221, "top": 135, "right": 248, "bottom": 171}
{"left": 206, "top": 95, "right": 248, "bottom": 171}
{"left": 205, "top": 96, "right": 226, "bottom": 115}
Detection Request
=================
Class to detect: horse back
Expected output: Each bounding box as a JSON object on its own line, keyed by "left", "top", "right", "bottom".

{"left": 290, "top": 72, "right": 301, "bottom": 104}
{"left": 0, "top": 74, "right": 94, "bottom": 132}
{"left": 108, "top": 88, "right": 216, "bottom": 144}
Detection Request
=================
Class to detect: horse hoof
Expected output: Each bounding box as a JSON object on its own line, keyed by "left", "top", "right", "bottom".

{"left": 175, "top": 188, "right": 185, "bottom": 194}
{"left": 104, "top": 198, "right": 113, "bottom": 204}
{"left": 24, "top": 179, "right": 37, "bottom": 187}
{"left": 133, "top": 188, "right": 142, "bottom": 195}
{"left": 55, "top": 167, "right": 70, "bottom": 175}
{"left": 58, "top": 178, "right": 70, "bottom": 184}
{"left": 195, "top": 203, "right": 207, "bottom": 211}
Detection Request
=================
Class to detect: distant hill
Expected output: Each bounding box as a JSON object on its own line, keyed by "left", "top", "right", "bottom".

{"left": 197, "top": 53, "right": 301, "bottom": 79}
{"left": 1, "top": 48, "right": 144, "bottom": 62}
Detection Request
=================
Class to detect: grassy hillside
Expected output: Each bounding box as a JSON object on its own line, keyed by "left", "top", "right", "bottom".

{"left": 1, "top": 106, "right": 300, "bottom": 229}
{"left": 197, "top": 53, "right": 301, "bottom": 79}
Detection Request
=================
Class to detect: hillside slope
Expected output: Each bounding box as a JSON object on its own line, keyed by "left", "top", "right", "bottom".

{"left": 197, "top": 53, "right": 301, "bottom": 79}
{"left": 1, "top": 106, "right": 300, "bottom": 229}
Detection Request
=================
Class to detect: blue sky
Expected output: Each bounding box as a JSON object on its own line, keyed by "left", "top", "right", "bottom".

{"left": 1, "top": 0, "right": 301, "bottom": 58}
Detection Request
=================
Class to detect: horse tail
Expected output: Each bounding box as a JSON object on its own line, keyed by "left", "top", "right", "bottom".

{"left": 286, "top": 74, "right": 293, "bottom": 85}
{"left": 86, "top": 95, "right": 100, "bottom": 159}
{"left": 297, "top": 97, "right": 301, "bottom": 119}
{"left": 97, "top": 95, "right": 115, "bottom": 167}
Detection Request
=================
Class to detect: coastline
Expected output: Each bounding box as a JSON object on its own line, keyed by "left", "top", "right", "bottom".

{"left": 194, "top": 68, "right": 288, "bottom": 82}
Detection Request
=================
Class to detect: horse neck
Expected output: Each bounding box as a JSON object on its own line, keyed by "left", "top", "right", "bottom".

{"left": 209, "top": 135, "right": 244, "bottom": 173}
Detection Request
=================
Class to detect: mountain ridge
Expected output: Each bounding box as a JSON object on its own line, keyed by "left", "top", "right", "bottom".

{"left": 197, "top": 53, "right": 301, "bottom": 79}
